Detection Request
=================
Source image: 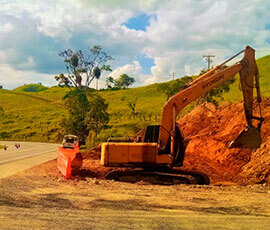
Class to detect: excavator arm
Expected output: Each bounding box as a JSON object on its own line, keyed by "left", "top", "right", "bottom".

{"left": 159, "top": 46, "right": 263, "bottom": 152}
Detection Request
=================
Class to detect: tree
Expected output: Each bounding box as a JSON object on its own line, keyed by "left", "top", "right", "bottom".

{"left": 158, "top": 76, "right": 193, "bottom": 100}
{"left": 115, "top": 74, "right": 135, "bottom": 89}
{"left": 105, "top": 76, "right": 115, "bottom": 89}
{"left": 62, "top": 89, "right": 90, "bottom": 139}
{"left": 55, "top": 73, "right": 72, "bottom": 88}
{"left": 93, "top": 67, "right": 101, "bottom": 90}
{"left": 0, "top": 85, "right": 3, "bottom": 89}
{"left": 56, "top": 45, "right": 113, "bottom": 89}
{"left": 62, "top": 89, "right": 109, "bottom": 142}
{"left": 85, "top": 94, "right": 109, "bottom": 142}
{"left": 128, "top": 98, "right": 137, "bottom": 115}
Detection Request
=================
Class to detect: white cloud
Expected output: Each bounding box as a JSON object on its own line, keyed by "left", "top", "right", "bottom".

{"left": 184, "top": 65, "right": 191, "bottom": 76}
{"left": 0, "top": 23, "right": 14, "bottom": 33}
{"left": 0, "top": 63, "right": 56, "bottom": 89}
{"left": 0, "top": 0, "right": 269, "bottom": 89}
{"left": 144, "top": 0, "right": 270, "bottom": 79}
{"left": 107, "top": 61, "right": 151, "bottom": 87}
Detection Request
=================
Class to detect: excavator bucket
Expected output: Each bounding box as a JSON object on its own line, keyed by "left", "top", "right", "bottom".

{"left": 229, "top": 126, "right": 262, "bottom": 148}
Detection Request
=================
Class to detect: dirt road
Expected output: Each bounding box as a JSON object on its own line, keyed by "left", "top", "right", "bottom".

{"left": 0, "top": 159, "right": 270, "bottom": 230}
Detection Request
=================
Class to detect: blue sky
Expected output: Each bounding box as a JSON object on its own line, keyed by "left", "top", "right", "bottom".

{"left": 136, "top": 54, "right": 155, "bottom": 75}
{"left": 0, "top": 0, "right": 270, "bottom": 89}
{"left": 124, "top": 13, "right": 151, "bottom": 31}
{"left": 124, "top": 13, "right": 155, "bottom": 75}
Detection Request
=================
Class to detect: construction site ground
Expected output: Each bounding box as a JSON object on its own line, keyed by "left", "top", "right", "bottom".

{"left": 1, "top": 98, "right": 270, "bottom": 229}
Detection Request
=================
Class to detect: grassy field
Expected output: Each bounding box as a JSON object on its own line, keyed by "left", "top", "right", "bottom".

{"left": 0, "top": 55, "right": 269, "bottom": 144}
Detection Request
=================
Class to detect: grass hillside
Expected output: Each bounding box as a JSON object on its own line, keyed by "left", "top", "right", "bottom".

{"left": 13, "top": 83, "right": 48, "bottom": 93}
{"left": 0, "top": 55, "right": 269, "bottom": 143}
{"left": 0, "top": 89, "right": 66, "bottom": 142}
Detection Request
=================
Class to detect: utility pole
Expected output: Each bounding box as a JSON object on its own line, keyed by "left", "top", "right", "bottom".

{"left": 170, "top": 72, "right": 176, "bottom": 80}
{"left": 203, "top": 54, "right": 215, "bottom": 70}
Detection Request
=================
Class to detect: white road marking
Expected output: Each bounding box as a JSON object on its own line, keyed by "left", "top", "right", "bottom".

{"left": 0, "top": 149, "right": 57, "bottom": 165}
{"left": 0, "top": 141, "right": 59, "bottom": 165}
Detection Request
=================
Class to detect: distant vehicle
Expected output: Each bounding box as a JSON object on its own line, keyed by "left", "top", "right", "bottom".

{"left": 15, "top": 143, "right": 21, "bottom": 149}
{"left": 62, "top": 135, "right": 79, "bottom": 149}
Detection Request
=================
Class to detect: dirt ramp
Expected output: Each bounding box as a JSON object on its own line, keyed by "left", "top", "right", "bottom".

{"left": 178, "top": 98, "right": 270, "bottom": 185}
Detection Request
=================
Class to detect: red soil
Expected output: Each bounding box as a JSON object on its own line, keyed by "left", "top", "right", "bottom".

{"left": 178, "top": 98, "right": 270, "bottom": 185}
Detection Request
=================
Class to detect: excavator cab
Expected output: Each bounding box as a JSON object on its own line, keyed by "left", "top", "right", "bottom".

{"left": 144, "top": 125, "right": 186, "bottom": 166}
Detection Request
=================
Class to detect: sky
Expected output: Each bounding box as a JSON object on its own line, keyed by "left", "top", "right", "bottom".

{"left": 0, "top": 0, "right": 269, "bottom": 89}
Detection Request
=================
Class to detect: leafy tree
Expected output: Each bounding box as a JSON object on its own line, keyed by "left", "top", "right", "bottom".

{"left": 85, "top": 94, "right": 109, "bottom": 141}
{"left": 115, "top": 74, "right": 135, "bottom": 89}
{"left": 62, "top": 89, "right": 109, "bottom": 142}
{"left": 56, "top": 45, "right": 113, "bottom": 89}
{"left": 55, "top": 73, "right": 72, "bottom": 88}
{"left": 0, "top": 85, "right": 3, "bottom": 89}
{"left": 62, "top": 89, "right": 90, "bottom": 139}
{"left": 93, "top": 67, "right": 101, "bottom": 90}
{"left": 105, "top": 76, "right": 116, "bottom": 89}
{"left": 158, "top": 76, "right": 193, "bottom": 100}
{"left": 105, "top": 74, "right": 135, "bottom": 90}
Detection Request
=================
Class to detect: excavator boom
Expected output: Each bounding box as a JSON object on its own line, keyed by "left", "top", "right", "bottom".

{"left": 159, "top": 46, "right": 263, "bottom": 151}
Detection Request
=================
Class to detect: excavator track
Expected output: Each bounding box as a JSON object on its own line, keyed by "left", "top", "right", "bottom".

{"left": 105, "top": 168, "right": 210, "bottom": 185}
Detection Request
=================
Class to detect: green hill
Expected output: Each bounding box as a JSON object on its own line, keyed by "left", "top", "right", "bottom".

{"left": 13, "top": 83, "right": 48, "bottom": 93}
{"left": 0, "top": 55, "right": 269, "bottom": 143}
{"left": 0, "top": 89, "right": 66, "bottom": 142}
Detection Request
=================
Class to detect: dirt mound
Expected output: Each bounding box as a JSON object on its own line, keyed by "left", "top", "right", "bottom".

{"left": 178, "top": 98, "right": 270, "bottom": 185}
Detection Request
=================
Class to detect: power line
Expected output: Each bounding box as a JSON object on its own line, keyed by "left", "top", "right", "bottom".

{"left": 170, "top": 72, "right": 176, "bottom": 80}
{"left": 203, "top": 54, "right": 215, "bottom": 70}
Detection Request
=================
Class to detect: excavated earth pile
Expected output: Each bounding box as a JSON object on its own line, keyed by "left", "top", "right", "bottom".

{"left": 178, "top": 98, "right": 270, "bottom": 185}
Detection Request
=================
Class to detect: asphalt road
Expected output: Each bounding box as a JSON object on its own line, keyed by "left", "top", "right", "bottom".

{"left": 0, "top": 141, "right": 58, "bottom": 165}
{"left": 0, "top": 141, "right": 59, "bottom": 178}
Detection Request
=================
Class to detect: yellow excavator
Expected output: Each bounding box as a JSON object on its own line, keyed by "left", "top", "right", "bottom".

{"left": 99, "top": 46, "right": 264, "bottom": 184}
